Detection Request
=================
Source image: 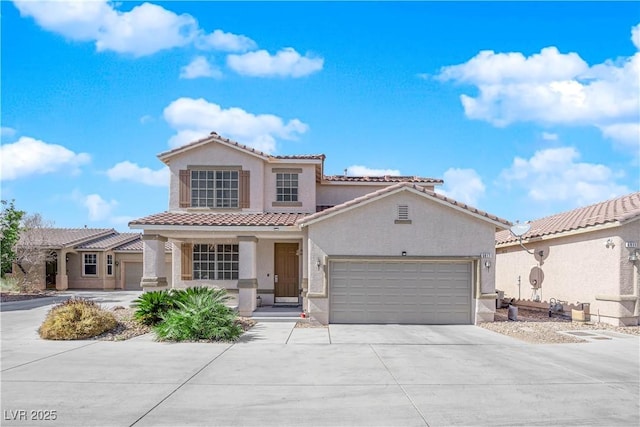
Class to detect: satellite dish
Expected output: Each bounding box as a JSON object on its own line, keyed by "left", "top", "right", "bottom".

{"left": 510, "top": 222, "right": 531, "bottom": 237}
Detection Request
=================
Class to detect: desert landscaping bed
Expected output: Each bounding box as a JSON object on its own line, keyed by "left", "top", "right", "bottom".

{"left": 480, "top": 307, "right": 640, "bottom": 343}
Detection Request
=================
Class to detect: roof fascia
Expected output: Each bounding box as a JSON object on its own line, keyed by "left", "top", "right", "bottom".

{"left": 130, "top": 224, "right": 302, "bottom": 233}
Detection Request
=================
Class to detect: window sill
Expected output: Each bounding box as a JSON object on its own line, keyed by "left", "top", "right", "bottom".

{"left": 272, "top": 201, "right": 303, "bottom": 207}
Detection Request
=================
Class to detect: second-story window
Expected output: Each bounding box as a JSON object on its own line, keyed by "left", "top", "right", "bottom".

{"left": 276, "top": 173, "right": 298, "bottom": 202}
{"left": 191, "top": 170, "right": 239, "bottom": 208}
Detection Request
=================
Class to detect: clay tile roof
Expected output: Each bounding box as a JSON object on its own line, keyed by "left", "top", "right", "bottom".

{"left": 273, "top": 154, "right": 326, "bottom": 160}
{"left": 495, "top": 191, "right": 640, "bottom": 245}
{"left": 323, "top": 175, "right": 443, "bottom": 184}
{"left": 129, "top": 212, "right": 309, "bottom": 227}
{"left": 76, "top": 233, "right": 140, "bottom": 250}
{"left": 298, "top": 182, "right": 510, "bottom": 228}
{"left": 157, "top": 132, "right": 324, "bottom": 163}
{"left": 17, "top": 228, "right": 114, "bottom": 248}
{"left": 114, "top": 239, "right": 172, "bottom": 252}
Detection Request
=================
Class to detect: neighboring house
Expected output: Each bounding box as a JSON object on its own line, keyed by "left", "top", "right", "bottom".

{"left": 495, "top": 192, "right": 640, "bottom": 326}
{"left": 12, "top": 228, "right": 171, "bottom": 291}
{"left": 130, "top": 132, "right": 510, "bottom": 325}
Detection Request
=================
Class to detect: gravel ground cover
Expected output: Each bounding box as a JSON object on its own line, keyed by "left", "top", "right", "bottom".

{"left": 480, "top": 307, "right": 640, "bottom": 343}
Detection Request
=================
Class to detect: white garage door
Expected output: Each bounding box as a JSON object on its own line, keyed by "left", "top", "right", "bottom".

{"left": 330, "top": 260, "right": 472, "bottom": 324}
{"left": 124, "top": 262, "right": 143, "bottom": 290}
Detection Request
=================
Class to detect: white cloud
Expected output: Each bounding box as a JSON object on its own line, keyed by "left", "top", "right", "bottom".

{"left": 632, "top": 23, "right": 640, "bottom": 50}
{"left": 179, "top": 56, "right": 222, "bottom": 79}
{"left": 0, "top": 136, "right": 90, "bottom": 181}
{"left": 83, "top": 194, "right": 118, "bottom": 221}
{"left": 139, "top": 114, "right": 154, "bottom": 124}
{"left": 436, "top": 26, "right": 640, "bottom": 148}
{"left": 13, "top": 0, "right": 197, "bottom": 57}
{"left": 1, "top": 127, "right": 17, "bottom": 139}
{"left": 346, "top": 165, "right": 401, "bottom": 176}
{"left": 542, "top": 132, "right": 558, "bottom": 141}
{"left": 499, "top": 147, "right": 630, "bottom": 206}
{"left": 227, "top": 47, "right": 324, "bottom": 78}
{"left": 436, "top": 168, "right": 485, "bottom": 206}
{"left": 106, "top": 161, "right": 169, "bottom": 187}
{"left": 197, "top": 29, "right": 256, "bottom": 52}
{"left": 599, "top": 123, "right": 640, "bottom": 148}
{"left": 163, "top": 97, "right": 309, "bottom": 153}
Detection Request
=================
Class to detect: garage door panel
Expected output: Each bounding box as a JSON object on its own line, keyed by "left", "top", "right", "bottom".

{"left": 330, "top": 261, "right": 472, "bottom": 324}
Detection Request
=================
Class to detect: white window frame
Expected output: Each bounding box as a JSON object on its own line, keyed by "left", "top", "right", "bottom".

{"left": 106, "top": 254, "right": 114, "bottom": 276}
{"left": 191, "top": 170, "right": 239, "bottom": 208}
{"left": 83, "top": 253, "right": 98, "bottom": 276}
{"left": 193, "top": 244, "right": 239, "bottom": 280}
{"left": 276, "top": 172, "right": 299, "bottom": 202}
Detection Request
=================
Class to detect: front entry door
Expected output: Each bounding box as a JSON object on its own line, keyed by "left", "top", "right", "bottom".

{"left": 274, "top": 243, "right": 299, "bottom": 303}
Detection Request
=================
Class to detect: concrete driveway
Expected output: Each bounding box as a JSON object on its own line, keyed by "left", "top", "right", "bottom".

{"left": 1, "top": 291, "right": 638, "bottom": 426}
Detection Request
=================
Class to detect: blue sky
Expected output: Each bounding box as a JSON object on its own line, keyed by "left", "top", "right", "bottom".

{"left": 2, "top": 1, "right": 639, "bottom": 231}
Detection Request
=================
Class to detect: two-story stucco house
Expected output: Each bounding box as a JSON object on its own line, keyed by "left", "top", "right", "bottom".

{"left": 129, "top": 132, "right": 511, "bottom": 324}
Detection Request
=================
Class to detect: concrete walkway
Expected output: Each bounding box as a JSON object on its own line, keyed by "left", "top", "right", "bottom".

{"left": 1, "top": 291, "right": 639, "bottom": 426}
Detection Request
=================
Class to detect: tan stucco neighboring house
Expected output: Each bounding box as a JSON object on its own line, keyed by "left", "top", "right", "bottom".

{"left": 129, "top": 132, "right": 511, "bottom": 325}
{"left": 495, "top": 192, "right": 640, "bottom": 326}
{"left": 12, "top": 228, "right": 171, "bottom": 291}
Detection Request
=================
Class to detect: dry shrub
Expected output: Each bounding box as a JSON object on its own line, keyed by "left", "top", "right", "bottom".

{"left": 39, "top": 298, "right": 117, "bottom": 340}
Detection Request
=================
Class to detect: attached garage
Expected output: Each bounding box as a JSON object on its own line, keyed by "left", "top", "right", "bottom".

{"left": 330, "top": 259, "right": 473, "bottom": 324}
{"left": 124, "top": 262, "right": 143, "bottom": 290}
{"left": 123, "top": 262, "right": 172, "bottom": 290}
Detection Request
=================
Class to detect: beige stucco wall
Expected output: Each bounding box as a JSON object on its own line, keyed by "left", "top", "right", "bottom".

{"left": 167, "top": 143, "right": 265, "bottom": 212}
{"left": 264, "top": 164, "right": 317, "bottom": 213}
{"left": 305, "top": 190, "right": 498, "bottom": 324}
{"left": 495, "top": 221, "right": 639, "bottom": 326}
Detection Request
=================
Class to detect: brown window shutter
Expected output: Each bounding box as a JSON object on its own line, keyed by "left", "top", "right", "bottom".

{"left": 179, "top": 170, "right": 190, "bottom": 208}
{"left": 240, "top": 170, "right": 250, "bottom": 208}
{"left": 181, "top": 243, "right": 192, "bottom": 280}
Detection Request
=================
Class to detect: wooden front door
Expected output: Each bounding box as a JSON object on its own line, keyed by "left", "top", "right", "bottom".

{"left": 274, "top": 243, "right": 299, "bottom": 301}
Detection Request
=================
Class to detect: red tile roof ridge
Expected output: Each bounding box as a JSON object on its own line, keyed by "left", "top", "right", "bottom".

{"left": 495, "top": 191, "right": 640, "bottom": 245}
{"left": 323, "top": 175, "right": 443, "bottom": 183}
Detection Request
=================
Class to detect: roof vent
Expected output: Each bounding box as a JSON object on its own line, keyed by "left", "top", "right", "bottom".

{"left": 397, "top": 205, "right": 409, "bottom": 221}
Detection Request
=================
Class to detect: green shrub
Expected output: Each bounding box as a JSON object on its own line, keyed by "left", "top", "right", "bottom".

{"left": 39, "top": 298, "right": 117, "bottom": 340}
{"left": 132, "top": 290, "right": 175, "bottom": 325}
{"left": 153, "top": 290, "right": 242, "bottom": 342}
{"left": 171, "top": 286, "right": 231, "bottom": 306}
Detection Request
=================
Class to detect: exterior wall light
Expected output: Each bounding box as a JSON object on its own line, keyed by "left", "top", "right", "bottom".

{"left": 484, "top": 260, "right": 491, "bottom": 269}
{"left": 605, "top": 238, "right": 615, "bottom": 249}
{"left": 316, "top": 259, "right": 322, "bottom": 269}
{"left": 627, "top": 242, "right": 639, "bottom": 262}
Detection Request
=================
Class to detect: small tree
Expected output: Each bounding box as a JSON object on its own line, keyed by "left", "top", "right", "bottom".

{"left": 1, "top": 200, "right": 25, "bottom": 277}
{"left": 15, "top": 213, "right": 55, "bottom": 290}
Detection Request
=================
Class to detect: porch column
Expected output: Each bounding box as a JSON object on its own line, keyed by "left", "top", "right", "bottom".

{"left": 141, "top": 235, "right": 168, "bottom": 290}
{"left": 55, "top": 249, "right": 69, "bottom": 291}
{"left": 301, "top": 237, "right": 309, "bottom": 298}
{"left": 237, "top": 236, "right": 258, "bottom": 316}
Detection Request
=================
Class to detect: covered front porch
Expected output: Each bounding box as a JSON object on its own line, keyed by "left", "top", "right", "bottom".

{"left": 139, "top": 230, "right": 309, "bottom": 317}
